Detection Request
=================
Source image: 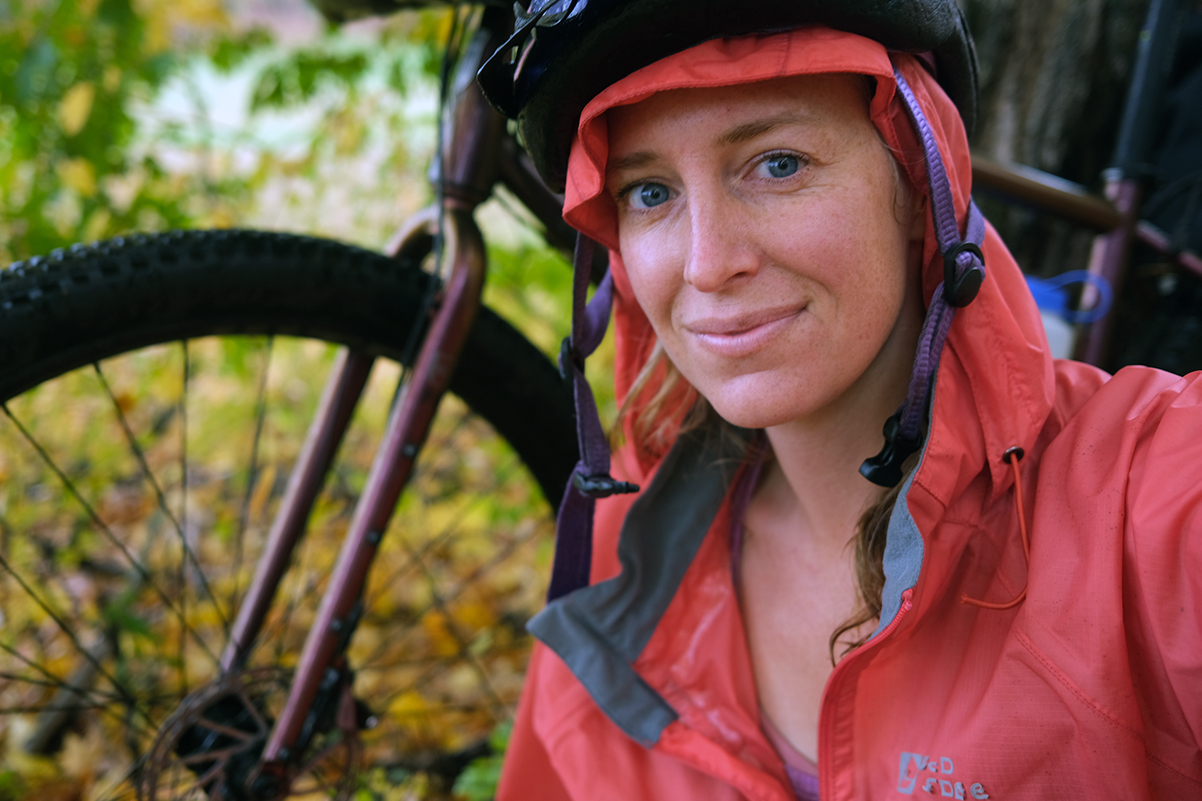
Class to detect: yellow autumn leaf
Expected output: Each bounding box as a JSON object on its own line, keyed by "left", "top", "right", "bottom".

{"left": 451, "top": 601, "right": 496, "bottom": 633}
{"left": 56, "top": 157, "right": 97, "bottom": 197}
{"left": 422, "top": 610, "right": 460, "bottom": 658}
{"left": 57, "top": 81, "right": 95, "bottom": 136}
{"left": 176, "top": 0, "right": 230, "bottom": 26}
{"left": 388, "top": 689, "right": 430, "bottom": 723}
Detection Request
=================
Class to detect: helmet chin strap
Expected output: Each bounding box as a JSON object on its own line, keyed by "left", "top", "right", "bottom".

{"left": 549, "top": 234, "right": 638, "bottom": 602}
{"left": 548, "top": 64, "right": 988, "bottom": 601}
{"left": 859, "top": 65, "right": 987, "bottom": 488}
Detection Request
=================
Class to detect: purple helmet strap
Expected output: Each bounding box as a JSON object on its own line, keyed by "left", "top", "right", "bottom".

{"left": 859, "top": 66, "right": 987, "bottom": 487}
{"left": 549, "top": 234, "right": 638, "bottom": 601}
{"left": 548, "top": 64, "right": 988, "bottom": 599}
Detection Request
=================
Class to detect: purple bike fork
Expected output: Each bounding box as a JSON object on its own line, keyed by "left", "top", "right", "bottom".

{"left": 253, "top": 19, "right": 510, "bottom": 774}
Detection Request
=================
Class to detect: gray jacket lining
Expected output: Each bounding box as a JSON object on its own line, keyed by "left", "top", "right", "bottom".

{"left": 529, "top": 426, "right": 925, "bottom": 747}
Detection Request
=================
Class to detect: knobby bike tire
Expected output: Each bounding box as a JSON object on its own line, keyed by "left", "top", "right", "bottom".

{"left": 0, "top": 229, "right": 577, "bottom": 799}
{"left": 0, "top": 229, "right": 577, "bottom": 501}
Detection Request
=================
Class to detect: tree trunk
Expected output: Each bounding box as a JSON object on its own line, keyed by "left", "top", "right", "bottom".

{"left": 964, "top": 0, "right": 1202, "bottom": 374}
{"left": 964, "top": 0, "right": 1151, "bottom": 280}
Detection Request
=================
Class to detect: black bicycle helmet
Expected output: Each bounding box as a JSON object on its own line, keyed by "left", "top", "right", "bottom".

{"left": 478, "top": 0, "right": 979, "bottom": 191}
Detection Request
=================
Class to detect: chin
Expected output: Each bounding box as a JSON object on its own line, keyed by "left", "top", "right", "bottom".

{"left": 705, "top": 392, "right": 800, "bottom": 430}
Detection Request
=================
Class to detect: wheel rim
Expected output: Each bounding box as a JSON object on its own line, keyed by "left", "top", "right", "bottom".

{"left": 0, "top": 336, "right": 552, "bottom": 799}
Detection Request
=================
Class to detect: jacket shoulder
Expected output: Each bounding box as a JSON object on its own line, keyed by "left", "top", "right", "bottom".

{"left": 1039, "top": 362, "right": 1202, "bottom": 785}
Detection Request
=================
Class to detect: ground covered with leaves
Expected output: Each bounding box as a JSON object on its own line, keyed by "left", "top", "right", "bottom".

{"left": 0, "top": 337, "right": 554, "bottom": 800}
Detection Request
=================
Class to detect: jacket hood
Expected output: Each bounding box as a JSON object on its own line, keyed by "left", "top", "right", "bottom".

{"left": 560, "top": 26, "right": 1055, "bottom": 500}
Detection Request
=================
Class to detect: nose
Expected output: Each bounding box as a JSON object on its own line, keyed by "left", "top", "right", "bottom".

{"left": 682, "top": 191, "right": 762, "bottom": 292}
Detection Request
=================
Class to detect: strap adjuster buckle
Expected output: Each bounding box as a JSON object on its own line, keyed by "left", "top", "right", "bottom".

{"left": 572, "top": 470, "right": 639, "bottom": 498}
{"left": 943, "top": 241, "right": 985, "bottom": 307}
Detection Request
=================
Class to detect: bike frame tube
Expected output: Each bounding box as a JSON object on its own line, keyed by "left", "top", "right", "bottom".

{"left": 220, "top": 205, "right": 447, "bottom": 676}
{"left": 1074, "top": 0, "right": 1184, "bottom": 366}
{"left": 262, "top": 13, "right": 511, "bottom": 766}
{"left": 497, "top": 134, "right": 610, "bottom": 284}
{"left": 970, "top": 153, "right": 1122, "bottom": 233}
{"left": 220, "top": 347, "right": 374, "bottom": 673}
{"left": 1135, "top": 220, "right": 1202, "bottom": 276}
{"left": 1076, "top": 177, "right": 1140, "bottom": 365}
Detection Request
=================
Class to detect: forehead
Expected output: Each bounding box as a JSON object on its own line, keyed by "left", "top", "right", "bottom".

{"left": 605, "top": 73, "right": 874, "bottom": 160}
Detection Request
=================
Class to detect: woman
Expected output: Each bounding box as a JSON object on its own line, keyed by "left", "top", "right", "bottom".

{"left": 479, "top": 3, "right": 1202, "bottom": 799}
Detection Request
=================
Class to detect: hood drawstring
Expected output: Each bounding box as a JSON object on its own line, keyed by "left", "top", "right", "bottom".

{"left": 962, "top": 447, "right": 1030, "bottom": 610}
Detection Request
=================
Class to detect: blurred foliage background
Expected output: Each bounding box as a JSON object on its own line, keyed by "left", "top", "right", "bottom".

{"left": 0, "top": 0, "right": 591, "bottom": 369}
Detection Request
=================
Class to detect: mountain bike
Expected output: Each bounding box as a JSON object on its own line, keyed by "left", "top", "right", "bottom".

{"left": 0, "top": 6, "right": 582, "bottom": 799}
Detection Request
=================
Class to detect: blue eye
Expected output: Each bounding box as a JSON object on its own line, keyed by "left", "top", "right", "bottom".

{"left": 631, "top": 182, "right": 671, "bottom": 209}
{"left": 763, "top": 154, "right": 800, "bottom": 178}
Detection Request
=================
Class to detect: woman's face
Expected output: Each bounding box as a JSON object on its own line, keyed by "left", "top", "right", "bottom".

{"left": 606, "top": 73, "right": 925, "bottom": 430}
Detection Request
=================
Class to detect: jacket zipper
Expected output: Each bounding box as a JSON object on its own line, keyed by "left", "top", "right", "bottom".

{"left": 817, "top": 588, "right": 914, "bottom": 801}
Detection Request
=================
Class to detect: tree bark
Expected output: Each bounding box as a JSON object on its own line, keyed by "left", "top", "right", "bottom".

{"left": 964, "top": 0, "right": 1151, "bottom": 279}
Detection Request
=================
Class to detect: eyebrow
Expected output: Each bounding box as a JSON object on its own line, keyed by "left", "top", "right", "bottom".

{"left": 608, "top": 150, "right": 660, "bottom": 175}
{"left": 608, "top": 113, "right": 820, "bottom": 176}
{"left": 717, "top": 114, "right": 818, "bottom": 146}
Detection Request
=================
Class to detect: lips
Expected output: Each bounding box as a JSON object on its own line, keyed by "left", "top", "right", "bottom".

{"left": 683, "top": 305, "right": 804, "bottom": 357}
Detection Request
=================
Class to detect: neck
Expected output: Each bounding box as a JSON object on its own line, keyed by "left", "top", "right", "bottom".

{"left": 758, "top": 393, "right": 895, "bottom": 554}
{"left": 757, "top": 292, "right": 922, "bottom": 553}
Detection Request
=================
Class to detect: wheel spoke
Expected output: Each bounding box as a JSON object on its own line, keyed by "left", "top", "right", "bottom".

{"left": 399, "top": 540, "right": 506, "bottom": 714}
{"left": 363, "top": 408, "right": 518, "bottom": 608}
{"left": 92, "top": 362, "right": 228, "bottom": 634}
{"left": 179, "top": 340, "right": 190, "bottom": 697}
{"left": 362, "top": 519, "right": 534, "bottom": 677}
{"left": 268, "top": 522, "right": 323, "bottom": 666}
{"left": 0, "top": 639, "right": 121, "bottom": 701}
{"left": 232, "top": 337, "right": 273, "bottom": 623}
{"left": 0, "top": 550, "right": 142, "bottom": 722}
{"left": 0, "top": 403, "right": 221, "bottom": 669}
{"left": 191, "top": 714, "right": 264, "bottom": 742}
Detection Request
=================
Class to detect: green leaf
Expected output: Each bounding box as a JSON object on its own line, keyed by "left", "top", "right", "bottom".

{"left": 249, "top": 49, "right": 369, "bottom": 111}
{"left": 452, "top": 755, "right": 504, "bottom": 801}
{"left": 452, "top": 720, "right": 513, "bottom": 800}
{"left": 211, "top": 28, "right": 272, "bottom": 73}
{"left": 0, "top": 770, "right": 28, "bottom": 801}
{"left": 103, "top": 588, "right": 155, "bottom": 639}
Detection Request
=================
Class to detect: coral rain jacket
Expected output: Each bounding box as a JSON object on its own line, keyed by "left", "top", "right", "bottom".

{"left": 497, "top": 28, "right": 1202, "bottom": 801}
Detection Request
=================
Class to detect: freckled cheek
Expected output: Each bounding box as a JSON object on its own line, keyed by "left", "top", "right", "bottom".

{"left": 620, "top": 234, "right": 684, "bottom": 332}
{"left": 799, "top": 194, "right": 909, "bottom": 294}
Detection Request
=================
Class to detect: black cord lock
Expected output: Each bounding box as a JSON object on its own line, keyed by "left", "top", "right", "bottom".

{"left": 942, "top": 241, "right": 985, "bottom": 307}
{"left": 860, "top": 410, "right": 922, "bottom": 488}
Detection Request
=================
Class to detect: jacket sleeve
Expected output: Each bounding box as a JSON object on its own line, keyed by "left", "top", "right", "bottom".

{"left": 496, "top": 643, "right": 574, "bottom": 801}
{"left": 1123, "top": 372, "right": 1202, "bottom": 756}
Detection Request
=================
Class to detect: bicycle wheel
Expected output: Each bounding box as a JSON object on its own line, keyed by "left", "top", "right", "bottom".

{"left": 0, "top": 230, "right": 576, "bottom": 799}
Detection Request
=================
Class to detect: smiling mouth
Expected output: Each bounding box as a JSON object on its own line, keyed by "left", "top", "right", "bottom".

{"left": 684, "top": 307, "right": 804, "bottom": 356}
